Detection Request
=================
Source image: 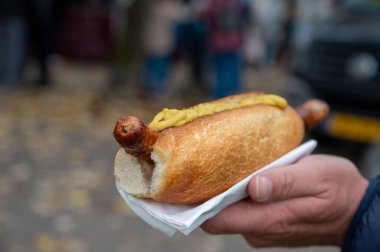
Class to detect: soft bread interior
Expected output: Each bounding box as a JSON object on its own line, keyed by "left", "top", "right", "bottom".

{"left": 114, "top": 148, "right": 152, "bottom": 197}
{"left": 114, "top": 148, "right": 165, "bottom": 198}
{"left": 150, "top": 151, "right": 167, "bottom": 196}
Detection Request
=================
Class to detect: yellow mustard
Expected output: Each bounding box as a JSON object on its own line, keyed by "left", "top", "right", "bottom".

{"left": 148, "top": 94, "right": 287, "bottom": 131}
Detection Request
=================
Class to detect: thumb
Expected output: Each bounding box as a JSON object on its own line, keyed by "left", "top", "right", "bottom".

{"left": 248, "top": 165, "right": 323, "bottom": 203}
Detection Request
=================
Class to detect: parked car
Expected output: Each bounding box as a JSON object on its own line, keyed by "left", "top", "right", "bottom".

{"left": 286, "top": 0, "right": 380, "bottom": 178}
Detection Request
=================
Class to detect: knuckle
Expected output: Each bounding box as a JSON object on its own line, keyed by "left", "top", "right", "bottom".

{"left": 257, "top": 206, "right": 291, "bottom": 234}
{"left": 317, "top": 173, "right": 332, "bottom": 196}
{"left": 271, "top": 208, "right": 293, "bottom": 233}
{"left": 244, "top": 236, "right": 269, "bottom": 248}
{"left": 316, "top": 156, "right": 359, "bottom": 195}
{"left": 279, "top": 170, "right": 295, "bottom": 199}
{"left": 201, "top": 222, "right": 222, "bottom": 235}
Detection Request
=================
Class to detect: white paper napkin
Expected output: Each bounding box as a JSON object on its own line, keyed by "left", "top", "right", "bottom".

{"left": 116, "top": 140, "right": 317, "bottom": 236}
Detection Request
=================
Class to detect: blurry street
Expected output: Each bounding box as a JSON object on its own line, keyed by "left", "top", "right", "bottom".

{"left": 2, "top": 0, "right": 380, "bottom": 251}
{"left": 0, "top": 62, "right": 339, "bottom": 252}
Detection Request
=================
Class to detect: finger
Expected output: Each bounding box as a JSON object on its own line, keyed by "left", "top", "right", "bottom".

{"left": 248, "top": 158, "right": 327, "bottom": 203}
{"left": 201, "top": 197, "right": 322, "bottom": 236}
{"left": 201, "top": 199, "right": 269, "bottom": 234}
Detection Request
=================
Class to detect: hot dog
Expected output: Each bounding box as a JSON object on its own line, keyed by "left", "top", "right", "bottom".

{"left": 113, "top": 92, "right": 329, "bottom": 204}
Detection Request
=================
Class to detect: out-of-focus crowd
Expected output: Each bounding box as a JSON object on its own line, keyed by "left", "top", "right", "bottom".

{"left": 0, "top": 0, "right": 339, "bottom": 98}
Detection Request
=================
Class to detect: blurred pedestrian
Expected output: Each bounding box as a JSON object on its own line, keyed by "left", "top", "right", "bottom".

{"left": 174, "top": 0, "right": 208, "bottom": 92}
{"left": 26, "top": 0, "right": 66, "bottom": 86}
{"left": 253, "top": 0, "right": 284, "bottom": 68}
{"left": 0, "top": 0, "right": 27, "bottom": 87}
{"left": 201, "top": 0, "right": 251, "bottom": 98}
{"left": 276, "top": 0, "right": 297, "bottom": 69}
{"left": 141, "top": 0, "right": 185, "bottom": 95}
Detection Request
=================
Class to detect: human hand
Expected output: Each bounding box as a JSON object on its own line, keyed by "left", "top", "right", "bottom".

{"left": 201, "top": 155, "right": 368, "bottom": 248}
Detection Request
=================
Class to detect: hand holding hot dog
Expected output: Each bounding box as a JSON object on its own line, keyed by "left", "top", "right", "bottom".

{"left": 201, "top": 155, "right": 368, "bottom": 248}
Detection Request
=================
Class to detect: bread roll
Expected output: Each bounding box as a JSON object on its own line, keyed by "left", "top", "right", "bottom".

{"left": 114, "top": 93, "right": 304, "bottom": 204}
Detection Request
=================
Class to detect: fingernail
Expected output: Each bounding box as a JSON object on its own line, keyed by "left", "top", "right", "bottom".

{"left": 255, "top": 176, "right": 272, "bottom": 202}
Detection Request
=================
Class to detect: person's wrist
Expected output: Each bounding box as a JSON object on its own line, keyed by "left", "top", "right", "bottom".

{"left": 341, "top": 177, "right": 379, "bottom": 250}
{"left": 338, "top": 177, "right": 369, "bottom": 246}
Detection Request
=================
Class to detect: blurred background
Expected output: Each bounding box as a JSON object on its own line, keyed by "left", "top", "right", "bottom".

{"left": 1, "top": 0, "right": 380, "bottom": 251}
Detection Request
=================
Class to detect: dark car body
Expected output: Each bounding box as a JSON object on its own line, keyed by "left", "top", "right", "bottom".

{"left": 288, "top": 3, "right": 380, "bottom": 177}
{"left": 292, "top": 8, "right": 380, "bottom": 144}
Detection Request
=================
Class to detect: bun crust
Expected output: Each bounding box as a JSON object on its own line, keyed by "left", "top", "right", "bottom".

{"left": 115, "top": 92, "right": 304, "bottom": 204}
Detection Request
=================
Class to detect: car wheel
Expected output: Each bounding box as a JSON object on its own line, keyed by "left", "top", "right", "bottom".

{"left": 360, "top": 141, "right": 380, "bottom": 179}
